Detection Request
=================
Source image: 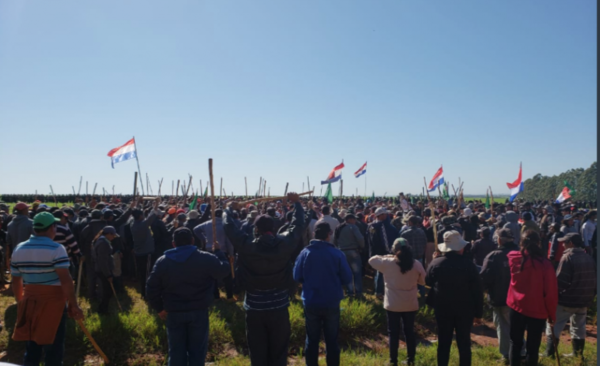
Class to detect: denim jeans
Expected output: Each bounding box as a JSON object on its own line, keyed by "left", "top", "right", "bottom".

{"left": 546, "top": 306, "right": 587, "bottom": 340}
{"left": 509, "top": 309, "right": 545, "bottom": 366}
{"left": 387, "top": 310, "right": 417, "bottom": 364}
{"left": 374, "top": 271, "right": 384, "bottom": 296}
{"left": 304, "top": 306, "right": 340, "bottom": 366}
{"left": 166, "top": 309, "right": 209, "bottom": 366}
{"left": 493, "top": 306, "right": 526, "bottom": 359}
{"left": 343, "top": 250, "right": 363, "bottom": 296}
{"left": 24, "top": 309, "right": 67, "bottom": 366}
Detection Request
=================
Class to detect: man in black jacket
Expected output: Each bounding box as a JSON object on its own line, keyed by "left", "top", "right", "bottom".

{"left": 480, "top": 228, "right": 522, "bottom": 364}
{"left": 146, "top": 227, "right": 230, "bottom": 366}
{"left": 367, "top": 207, "right": 398, "bottom": 299}
{"left": 426, "top": 231, "right": 483, "bottom": 366}
{"left": 223, "top": 192, "right": 304, "bottom": 366}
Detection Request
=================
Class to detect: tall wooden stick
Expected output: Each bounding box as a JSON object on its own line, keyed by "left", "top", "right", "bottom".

{"left": 133, "top": 172, "right": 138, "bottom": 199}
{"left": 263, "top": 180, "right": 267, "bottom": 198}
{"left": 307, "top": 177, "right": 310, "bottom": 194}
{"left": 424, "top": 177, "right": 439, "bottom": 252}
{"left": 175, "top": 180, "right": 180, "bottom": 201}
{"left": 245, "top": 177, "right": 248, "bottom": 197}
{"left": 284, "top": 183, "right": 289, "bottom": 196}
{"left": 78, "top": 176, "right": 83, "bottom": 196}
{"left": 220, "top": 178, "right": 223, "bottom": 198}
{"left": 76, "top": 319, "right": 110, "bottom": 364}
{"left": 72, "top": 186, "right": 76, "bottom": 196}
{"left": 109, "top": 280, "right": 122, "bottom": 311}
{"left": 86, "top": 181, "right": 89, "bottom": 196}
{"left": 489, "top": 186, "right": 495, "bottom": 218}
{"left": 76, "top": 258, "right": 84, "bottom": 299}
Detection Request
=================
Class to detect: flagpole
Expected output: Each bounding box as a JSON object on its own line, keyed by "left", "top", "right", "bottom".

{"left": 133, "top": 136, "right": 145, "bottom": 196}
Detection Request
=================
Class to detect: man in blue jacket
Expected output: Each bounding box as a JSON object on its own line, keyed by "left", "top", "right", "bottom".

{"left": 294, "top": 222, "right": 352, "bottom": 366}
{"left": 146, "top": 227, "right": 230, "bottom": 366}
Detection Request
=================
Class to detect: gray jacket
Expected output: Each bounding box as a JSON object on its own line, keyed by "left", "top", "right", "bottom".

{"left": 194, "top": 218, "right": 234, "bottom": 255}
{"left": 92, "top": 236, "right": 114, "bottom": 277}
{"left": 334, "top": 223, "right": 365, "bottom": 251}
{"left": 503, "top": 211, "right": 521, "bottom": 244}
{"left": 131, "top": 210, "right": 158, "bottom": 256}
{"left": 7, "top": 214, "right": 33, "bottom": 249}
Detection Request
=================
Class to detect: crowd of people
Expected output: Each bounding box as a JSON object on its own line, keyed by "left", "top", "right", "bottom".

{"left": 0, "top": 192, "right": 596, "bottom": 366}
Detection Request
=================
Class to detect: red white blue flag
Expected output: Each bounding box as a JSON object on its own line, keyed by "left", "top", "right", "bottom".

{"left": 354, "top": 162, "right": 367, "bottom": 178}
{"left": 427, "top": 166, "right": 444, "bottom": 192}
{"left": 321, "top": 162, "right": 345, "bottom": 185}
{"left": 107, "top": 138, "right": 137, "bottom": 168}
{"left": 506, "top": 163, "right": 524, "bottom": 202}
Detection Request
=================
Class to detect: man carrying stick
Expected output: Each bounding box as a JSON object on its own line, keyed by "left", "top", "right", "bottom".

{"left": 11, "top": 212, "right": 84, "bottom": 365}
{"left": 222, "top": 192, "right": 305, "bottom": 366}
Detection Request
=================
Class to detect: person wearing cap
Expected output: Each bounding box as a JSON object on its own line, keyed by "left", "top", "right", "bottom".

{"left": 294, "top": 221, "right": 352, "bottom": 366}
{"left": 560, "top": 214, "right": 577, "bottom": 235}
{"left": 544, "top": 233, "right": 596, "bottom": 359}
{"left": 400, "top": 216, "right": 427, "bottom": 264}
{"left": 547, "top": 222, "right": 565, "bottom": 267}
{"left": 367, "top": 207, "right": 399, "bottom": 299}
{"left": 10, "top": 212, "right": 84, "bottom": 365}
{"left": 223, "top": 193, "right": 306, "bottom": 366}
{"left": 368, "top": 238, "right": 426, "bottom": 366}
{"left": 425, "top": 231, "right": 483, "bottom": 366}
{"left": 332, "top": 214, "right": 365, "bottom": 298}
{"left": 6, "top": 202, "right": 33, "bottom": 259}
{"left": 479, "top": 228, "right": 522, "bottom": 364}
{"left": 90, "top": 226, "right": 120, "bottom": 314}
{"left": 240, "top": 209, "right": 259, "bottom": 237}
{"left": 146, "top": 227, "right": 230, "bottom": 366}
{"left": 506, "top": 230, "right": 558, "bottom": 366}
{"left": 470, "top": 226, "right": 496, "bottom": 267}
{"left": 503, "top": 211, "right": 521, "bottom": 246}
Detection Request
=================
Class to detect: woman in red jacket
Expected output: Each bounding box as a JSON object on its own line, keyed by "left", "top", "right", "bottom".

{"left": 507, "top": 230, "right": 558, "bottom": 366}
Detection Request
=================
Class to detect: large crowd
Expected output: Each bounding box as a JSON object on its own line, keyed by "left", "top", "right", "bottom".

{"left": 0, "top": 192, "right": 596, "bottom": 366}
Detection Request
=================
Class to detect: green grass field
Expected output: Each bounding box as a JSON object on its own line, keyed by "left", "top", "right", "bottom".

{"left": 0, "top": 281, "right": 595, "bottom": 365}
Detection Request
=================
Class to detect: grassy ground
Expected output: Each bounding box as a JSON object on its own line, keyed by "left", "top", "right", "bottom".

{"left": 0, "top": 280, "right": 595, "bottom": 366}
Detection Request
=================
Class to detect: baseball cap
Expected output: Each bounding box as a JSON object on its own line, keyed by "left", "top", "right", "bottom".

{"left": 52, "top": 211, "right": 68, "bottom": 219}
{"left": 33, "top": 212, "right": 60, "bottom": 230}
{"left": 391, "top": 237, "right": 408, "bottom": 252}
{"left": 173, "top": 227, "right": 194, "bottom": 246}
{"left": 557, "top": 233, "right": 583, "bottom": 247}
{"left": 15, "top": 202, "right": 29, "bottom": 211}
{"left": 374, "top": 207, "right": 389, "bottom": 216}
{"left": 91, "top": 209, "right": 102, "bottom": 220}
{"left": 102, "top": 226, "right": 120, "bottom": 237}
{"left": 497, "top": 228, "right": 514, "bottom": 240}
{"left": 103, "top": 210, "right": 116, "bottom": 219}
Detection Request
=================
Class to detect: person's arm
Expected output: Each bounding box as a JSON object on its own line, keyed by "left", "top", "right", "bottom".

{"left": 281, "top": 199, "right": 305, "bottom": 242}
{"left": 223, "top": 207, "right": 253, "bottom": 251}
{"left": 56, "top": 268, "right": 84, "bottom": 320}
{"left": 114, "top": 208, "right": 133, "bottom": 227}
{"left": 415, "top": 260, "right": 426, "bottom": 286}
{"left": 12, "top": 276, "right": 23, "bottom": 302}
{"left": 339, "top": 251, "right": 353, "bottom": 286}
{"left": 145, "top": 258, "right": 165, "bottom": 313}
{"left": 479, "top": 252, "right": 495, "bottom": 290}
{"left": 367, "top": 255, "right": 385, "bottom": 272}
{"left": 353, "top": 225, "right": 365, "bottom": 249}
{"left": 293, "top": 250, "right": 306, "bottom": 284}
{"left": 555, "top": 256, "right": 572, "bottom": 294}
{"left": 96, "top": 240, "right": 113, "bottom": 278}
{"left": 198, "top": 204, "right": 211, "bottom": 224}
{"left": 208, "top": 250, "right": 231, "bottom": 281}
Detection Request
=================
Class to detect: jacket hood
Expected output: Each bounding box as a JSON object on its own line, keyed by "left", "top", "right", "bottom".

{"left": 505, "top": 211, "right": 518, "bottom": 223}
{"left": 255, "top": 233, "right": 278, "bottom": 248}
{"left": 12, "top": 215, "right": 30, "bottom": 223}
{"left": 164, "top": 245, "right": 197, "bottom": 263}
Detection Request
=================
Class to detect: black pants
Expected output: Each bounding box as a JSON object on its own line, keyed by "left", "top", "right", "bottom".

{"left": 245, "top": 308, "right": 290, "bottom": 366}
{"left": 509, "top": 309, "right": 545, "bottom": 366}
{"left": 135, "top": 255, "right": 151, "bottom": 298}
{"left": 97, "top": 273, "right": 113, "bottom": 314}
{"left": 435, "top": 311, "right": 473, "bottom": 366}
{"left": 387, "top": 310, "right": 417, "bottom": 365}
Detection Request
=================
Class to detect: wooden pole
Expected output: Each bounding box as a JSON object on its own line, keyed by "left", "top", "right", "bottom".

{"left": 175, "top": 180, "right": 180, "bottom": 201}
{"left": 340, "top": 179, "right": 343, "bottom": 198}
{"left": 158, "top": 179, "right": 163, "bottom": 196}
{"left": 259, "top": 177, "right": 262, "bottom": 196}
{"left": 133, "top": 172, "right": 138, "bottom": 199}
{"left": 219, "top": 178, "right": 223, "bottom": 198}
{"left": 263, "top": 180, "right": 267, "bottom": 198}
{"left": 307, "top": 177, "right": 310, "bottom": 194}
{"left": 78, "top": 176, "right": 83, "bottom": 196}
{"left": 245, "top": 177, "right": 248, "bottom": 197}
{"left": 236, "top": 191, "right": 314, "bottom": 206}
{"left": 424, "top": 177, "right": 439, "bottom": 252}
{"left": 86, "top": 181, "right": 89, "bottom": 196}
{"left": 489, "top": 186, "right": 495, "bottom": 218}
{"left": 76, "top": 319, "right": 110, "bottom": 364}
{"left": 209, "top": 159, "right": 233, "bottom": 279}
{"left": 72, "top": 186, "right": 76, "bottom": 196}
{"left": 76, "top": 258, "right": 84, "bottom": 299}
{"left": 49, "top": 185, "right": 57, "bottom": 205}
{"left": 199, "top": 180, "right": 203, "bottom": 196}
{"left": 284, "top": 183, "right": 289, "bottom": 196}
{"left": 109, "top": 280, "right": 122, "bottom": 311}
{"left": 172, "top": 181, "right": 174, "bottom": 196}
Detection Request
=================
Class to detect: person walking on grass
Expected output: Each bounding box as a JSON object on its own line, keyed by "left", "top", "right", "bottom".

{"left": 368, "top": 238, "right": 425, "bottom": 366}
{"left": 425, "top": 231, "right": 483, "bottom": 366}
{"left": 130, "top": 197, "right": 161, "bottom": 299}
{"left": 506, "top": 230, "right": 558, "bottom": 366}
{"left": 11, "top": 212, "right": 84, "bottom": 366}
{"left": 544, "top": 233, "right": 596, "bottom": 361}
{"left": 294, "top": 222, "right": 352, "bottom": 366}
{"left": 479, "top": 228, "right": 524, "bottom": 365}
{"left": 146, "top": 227, "right": 230, "bottom": 366}
{"left": 90, "top": 226, "right": 119, "bottom": 315}
{"left": 223, "top": 193, "right": 305, "bottom": 366}
{"left": 333, "top": 214, "right": 365, "bottom": 298}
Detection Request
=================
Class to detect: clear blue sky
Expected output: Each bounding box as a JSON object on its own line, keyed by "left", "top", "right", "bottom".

{"left": 0, "top": 0, "right": 596, "bottom": 197}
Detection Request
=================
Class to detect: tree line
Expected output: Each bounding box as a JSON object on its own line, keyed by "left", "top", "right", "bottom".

{"left": 521, "top": 161, "right": 597, "bottom": 203}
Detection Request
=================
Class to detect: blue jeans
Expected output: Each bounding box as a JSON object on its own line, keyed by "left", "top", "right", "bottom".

{"left": 374, "top": 271, "right": 384, "bottom": 296}
{"left": 304, "top": 306, "right": 340, "bottom": 366}
{"left": 166, "top": 309, "right": 209, "bottom": 366}
{"left": 24, "top": 309, "right": 66, "bottom": 366}
{"left": 343, "top": 250, "right": 363, "bottom": 296}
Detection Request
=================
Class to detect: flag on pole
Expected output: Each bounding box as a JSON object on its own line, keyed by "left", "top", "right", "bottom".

{"left": 324, "top": 182, "right": 333, "bottom": 204}
{"left": 321, "top": 162, "right": 345, "bottom": 184}
{"left": 564, "top": 180, "right": 576, "bottom": 196}
{"left": 506, "top": 163, "right": 524, "bottom": 202}
{"left": 354, "top": 162, "right": 367, "bottom": 178}
{"left": 485, "top": 190, "right": 490, "bottom": 209}
{"left": 443, "top": 182, "right": 450, "bottom": 200}
{"left": 555, "top": 186, "right": 572, "bottom": 204}
{"left": 427, "top": 166, "right": 445, "bottom": 192}
{"left": 371, "top": 191, "right": 375, "bottom": 202}
{"left": 189, "top": 193, "right": 199, "bottom": 211}
{"left": 107, "top": 138, "right": 137, "bottom": 168}
{"left": 203, "top": 186, "right": 208, "bottom": 198}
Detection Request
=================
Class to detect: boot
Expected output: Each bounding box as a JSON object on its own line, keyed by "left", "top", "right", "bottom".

{"left": 563, "top": 339, "right": 585, "bottom": 359}
{"left": 543, "top": 336, "right": 556, "bottom": 358}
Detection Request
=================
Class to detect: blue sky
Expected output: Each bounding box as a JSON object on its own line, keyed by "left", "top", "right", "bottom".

{"left": 0, "top": 0, "right": 596, "bottom": 197}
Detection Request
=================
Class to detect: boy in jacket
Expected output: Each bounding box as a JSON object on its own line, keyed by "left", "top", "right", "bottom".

{"left": 146, "top": 227, "right": 230, "bottom": 366}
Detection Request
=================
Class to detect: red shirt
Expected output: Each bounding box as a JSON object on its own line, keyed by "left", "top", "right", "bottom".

{"left": 507, "top": 251, "right": 558, "bottom": 321}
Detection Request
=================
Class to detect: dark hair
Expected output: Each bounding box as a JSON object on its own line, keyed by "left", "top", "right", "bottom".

{"left": 550, "top": 222, "right": 561, "bottom": 232}
{"left": 519, "top": 230, "right": 544, "bottom": 271}
{"left": 314, "top": 222, "right": 331, "bottom": 240}
{"left": 254, "top": 215, "right": 274, "bottom": 234}
{"left": 215, "top": 209, "right": 223, "bottom": 218}
{"left": 322, "top": 206, "right": 331, "bottom": 215}
{"left": 394, "top": 245, "right": 414, "bottom": 274}
{"left": 583, "top": 210, "right": 597, "bottom": 223}
{"left": 173, "top": 227, "right": 194, "bottom": 247}
{"left": 408, "top": 216, "right": 419, "bottom": 226}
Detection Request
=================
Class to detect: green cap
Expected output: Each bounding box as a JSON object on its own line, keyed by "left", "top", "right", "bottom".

{"left": 33, "top": 212, "right": 60, "bottom": 230}
{"left": 391, "top": 237, "right": 408, "bottom": 252}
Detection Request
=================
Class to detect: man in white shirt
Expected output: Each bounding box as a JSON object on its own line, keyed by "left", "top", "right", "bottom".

{"left": 315, "top": 205, "right": 339, "bottom": 235}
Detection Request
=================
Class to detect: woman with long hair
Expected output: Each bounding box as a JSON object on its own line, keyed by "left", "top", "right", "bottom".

{"left": 369, "top": 238, "right": 426, "bottom": 366}
{"left": 507, "top": 230, "right": 558, "bottom": 366}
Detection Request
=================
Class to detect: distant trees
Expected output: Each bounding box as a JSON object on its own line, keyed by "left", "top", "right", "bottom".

{"left": 521, "top": 162, "right": 597, "bottom": 202}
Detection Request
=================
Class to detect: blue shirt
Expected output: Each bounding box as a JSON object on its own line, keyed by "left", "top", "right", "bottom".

{"left": 293, "top": 240, "right": 352, "bottom": 308}
{"left": 11, "top": 235, "right": 70, "bottom": 286}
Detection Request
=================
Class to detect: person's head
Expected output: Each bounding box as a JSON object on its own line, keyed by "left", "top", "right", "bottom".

{"left": 558, "top": 233, "right": 584, "bottom": 250}
{"left": 314, "top": 222, "right": 332, "bottom": 241}
{"left": 408, "top": 216, "right": 419, "bottom": 227}
{"left": 522, "top": 212, "right": 533, "bottom": 221}
{"left": 266, "top": 207, "right": 276, "bottom": 218}
{"left": 132, "top": 208, "right": 144, "bottom": 221}
{"left": 187, "top": 210, "right": 200, "bottom": 220}
{"left": 439, "top": 231, "right": 468, "bottom": 254}
{"left": 172, "top": 227, "right": 194, "bottom": 247}
{"left": 78, "top": 209, "right": 89, "bottom": 219}
{"left": 391, "top": 237, "right": 414, "bottom": 271}
{"left": 101, "top": 226, "right": 120, "bottom": 241}
{"left": 374, "top": 207, "right": 389, "bottom": 221}
{"left": 479, "top": 227, "right": 491, "bottom": 240}
{"left": 322, "top": 206, "right": 331, "bottom": 216}
{"left": 345, "top": 214, "right": 356, "bottom": 225}
{"left": 32, "top": 212, "right": 60, "bottom": 239}
{"left": 103, "top": 210, "right": 116, "bottom": 222}
{"left": 254, "top": 215, "right": 274, "bottom": 236}
{"left": 63, "top": 208, "right": 75, "bottom": 221}
{"left": 167, "top": 207, "right": 177, "bottom": 217}
{"left": 14, "top": 202, "right": 29, "bottom": 215}
{"left": 550, "top": 222, "right": 560, "bottom": 233}
{"left": 52, "top": 210, "right": 69, "bottom": 225}
{"left": 519, "top": 230, "right": 544, "bottom": 268}
{"left": 562, "top": 215, "right": 573, "bottom": 226}
{"left": 584, "top": 210, "right": 597, "bottom": 223}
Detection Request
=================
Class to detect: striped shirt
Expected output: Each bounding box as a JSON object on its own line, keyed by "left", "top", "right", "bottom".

{"left": 244, "top": 288, "right": 290, "bottom": 311}
{"left": 54, "top": 224, "right": 81, "bottom": 258}
{"left": 10, "top": 235, "right": 70, "bottom": 286}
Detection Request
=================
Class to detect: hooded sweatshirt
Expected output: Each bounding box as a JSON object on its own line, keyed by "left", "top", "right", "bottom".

{"left": 145, "top": 246, "right": 230, "bottom": 313}
{"left": 503, "top": 211, "right": 521, "bottom": 245}
{"left": 6, "top": 214, "right": 33, "bottom": 250}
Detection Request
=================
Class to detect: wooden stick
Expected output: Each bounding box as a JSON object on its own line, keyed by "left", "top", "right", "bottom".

{"left": 92, "top": 183, "right": 98, "bottom": 197}
{"left": 263, "top": 180, "right": 267, "bottom": 198}
{"left": 307, "top": 176, "right": 310, "bottom": 194}
{"left": 245, "top": 177, "right": 248, "bottom": 197}
{"left": 78, "top": 176, "right": 83, "bottom": 196}
{"left": 49, "top": 185, "right": 57, "bottom": 205}
{"left": 76, "top": 257, "right": 84, "bottom": 299}
{"left": 237, "top": 191, "right": 313, "bottom": 206}
{"left": 219, "top": 177, "right": 223, "bottom": 198}
{"left": 133, "top": 172, "right": 138, "bottom": 199}
{"left": 76, "top": 319, "right": 110, "bottom": 364}
{"left": 489, "top": 186, "right": 495, "bottom": 218}
{"left": 424, "top": 177, "right": 439, "bottom": 252}
{"left": 109, "top": 280, "right": 122, "bottom": 311}
{"left": 284, "top": 183, "right": 289, "bottom": 196}
{"left": 72, "top": 186, "right": 76, "bottom": 196}
{"left": 158, "top": 179, "right": 163, "bottom": 196}
{"left": 175, "top": 180, "right": 180, "bottom": 201}
{"left": 86, "top": 181, "right": 88, "bottom": 196}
